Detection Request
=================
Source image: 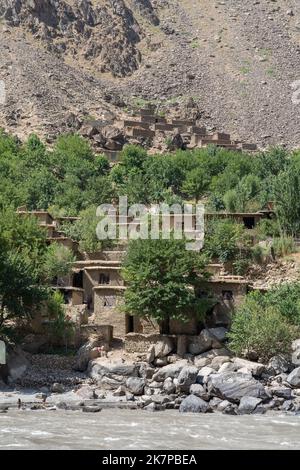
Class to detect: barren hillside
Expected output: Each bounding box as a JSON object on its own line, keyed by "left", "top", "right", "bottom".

{"left": 0, "top": 0, "right": 299, "bottom": 146}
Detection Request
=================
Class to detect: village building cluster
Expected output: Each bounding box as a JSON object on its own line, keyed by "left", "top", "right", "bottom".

{"left": 16, "top": 205, "right": 275, "bottom": 355}
{"left": 81, "top": 106, "right": 258, "bottom": 163}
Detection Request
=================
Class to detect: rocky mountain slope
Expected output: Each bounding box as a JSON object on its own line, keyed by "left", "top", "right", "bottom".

{"left": 0, "top": 0, "right": 299, "bottom": 146}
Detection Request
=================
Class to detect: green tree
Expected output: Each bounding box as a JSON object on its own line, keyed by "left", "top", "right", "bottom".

{"left": 182, "top": 167, "right": 210, "bottom": 203}
{"left": 273, "top": 164, "right": 300, "bottom": 236}
{"left": 41, "top": 244, "right": 76, "bottom": 284}
{"left": 122, "top": 237, "right": 210, "bottom": 323}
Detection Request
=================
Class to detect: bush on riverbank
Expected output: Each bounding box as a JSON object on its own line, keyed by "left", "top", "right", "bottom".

{"left": 228, "top": 286, "right": 300, "bottom": 361}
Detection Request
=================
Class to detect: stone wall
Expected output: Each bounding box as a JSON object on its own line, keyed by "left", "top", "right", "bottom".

{"left": 125, "top": 333, "right": 176, "bottom": 354}
{"left": 94, "top": 289, "right": 126, "bottom": 338}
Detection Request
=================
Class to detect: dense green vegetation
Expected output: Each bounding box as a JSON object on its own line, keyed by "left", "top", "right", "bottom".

{"left": 2, "top": 129, "right": 300, "bottom": 344}
{"left": 228, "top": 284, "right": 300, "bottom": 360}
{"left": 1, "top": 130, "right": 299, "bottom": 222}
{"left": 0, "top": 207, "right": 74, "bottom": 338}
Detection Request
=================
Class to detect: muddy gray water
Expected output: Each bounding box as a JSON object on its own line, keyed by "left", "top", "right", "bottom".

{"left": 1, "top": 409, "right": 300, "bottom": 449}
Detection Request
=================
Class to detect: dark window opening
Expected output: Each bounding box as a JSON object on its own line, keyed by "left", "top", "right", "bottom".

{"left": 73, "top": 271, "right": 83, "bottom": 288}
{"left": 126, "top": 315, "right": 134, "bottom": 333}
{"left": 222, "top": 290, "right": 233, "bottom": 301}
{"left": 99, "top": 273, "right": 110, "bottom": 285}
{"left": 243, "top": 217, "right": 255, "bottom": 229}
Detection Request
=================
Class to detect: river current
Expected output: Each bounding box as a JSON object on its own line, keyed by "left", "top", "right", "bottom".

{"left": 1, "top": 409, "right": 300, "bottom": 450}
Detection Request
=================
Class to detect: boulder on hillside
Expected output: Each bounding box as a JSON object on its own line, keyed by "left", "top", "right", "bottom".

{"left": 6, "top": 347, "right": 30, "bottom": 382}
{"left": 207, "top": 327, "right": 228, "bottom": 343}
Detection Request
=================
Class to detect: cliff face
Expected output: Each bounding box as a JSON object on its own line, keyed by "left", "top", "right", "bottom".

{"left": 0, "top": 0, "right": 147, "bottom": 77}
{"left": 0, "top": 0, "right": 299, "bottom": 147}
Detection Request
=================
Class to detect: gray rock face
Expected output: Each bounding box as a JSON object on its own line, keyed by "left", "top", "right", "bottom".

{"left": 238, "top": 396, "right": 262, "bottom": 415}
{"left": 6, "top": 347, "right": 30, "bottom": 382}
{"left": 267, "top": 355, "right": 291, "bottom": 375}
{"left": 177, "top": 366, "right": 198, "bottom": 392}
{"left": 74, "top": 337, "right": 102, "bottom": 372}
{"left": 179, "top": 394, "right": 209, "bottom": 413}
{"left": 287, "top": 367, "right": 300, "bottom": 388}
{"left": 154, "top": 338, "right": 174, "bottom": 359}
{"left": 189, "top": 383, "right": 210, "bottom": 401}
{"left": 194, "top": 348, "right": 232, "bottom": 368}
{"left": 188, "top": 329, "right": 220, "bottom": 355}
{"left": 126, "top": 377, "right": 145, "bottom": 396}
{"left": 88, "top": 361, "right": 139, "bottom": 389}
{"left": 232, "top": 358, "right": 265, "bottom": 377}
{"left": 152, "top": 360, "right": 188, "bottom": 382}
{"left": 163, "top": 377, "right": 176, "bottom": 394}
{"left": 207, "top": 327, "right": 228, "bottom": 343}
{"left": 207, "top": 372, "right": 267, "bottom": 403}
{"left": 270, "top": 387, "right": 292, "bottom": 400}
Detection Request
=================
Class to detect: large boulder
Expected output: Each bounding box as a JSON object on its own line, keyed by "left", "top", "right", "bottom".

{"left": 267, "top": 355, "right": 291, "bottom": 375}
{"left": 152, "top": 360, "right": 188, "bottom": 382}
{"left": 194, "top": 348, "right": 232, "bottom": 368}
{"left": 237, "top": 397, "right": 262, "bottom": 415}
{"left": 207, "top": 372, "right": 268, "bottom": 403}
{"left": 269, "top": 387, "right": 292, "bottom": 400}
{"left": 188, "top": 329, "right": 221, "bottom": 355}
{"left": 207, "top": 328, "right": 228, "bottom": 343}
{"left": 179, "top": 394, "right": 209, "bottom": 413}
{"left": 189, "top": 383, "right": 210, "bottom": 401}
{"left": 177, "top": 366, "right": 198, "bottom": 392}
{"left": 196, "top": 366, "right": 215, "bottom": 385}
{"left": 154, "top": 337, "right": 174, "bottom": 358}
{"left": 287, "top": 367, "right": 300, "bottom": 388}
{"left": 232, "top": 358, "right": 265, "bottom": 377}
{"left": 126, "top": 377, "right": 145, "bottom": 396}
{"left": 6, "top": 347, "right": 30, "bottom": 382}
{"left": 88, "top": 360, "right": 139, "bottom": 389}
{"left": 73, "top": 336, "right": 103, "bottom": 372}
{"left": 163, "top": 378, "right": 176, "bottom": 394}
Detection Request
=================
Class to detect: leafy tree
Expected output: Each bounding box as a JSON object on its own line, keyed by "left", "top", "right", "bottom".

{"left": 182, "top": 167, "right": 210, "bottom": 203}
{"left": 41, "top": 244, "right": 76, "bottom": 283}
{"left": 273, "top": 164, "right": 300, "bottom": 236}
{"left": 122, "top": 237, "right": 211, "bottom": 323}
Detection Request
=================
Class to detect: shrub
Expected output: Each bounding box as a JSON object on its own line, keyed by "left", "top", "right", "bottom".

{"left": 228, "top": 298, "right": 299, "bottom": 361}
{"left": 272, "top": 236, "right": 296, "bottom": 257}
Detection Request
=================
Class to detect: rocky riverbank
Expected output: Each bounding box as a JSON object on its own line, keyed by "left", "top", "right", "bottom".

{"left": 2, "top": 336, "right": 300, "bottom": 416}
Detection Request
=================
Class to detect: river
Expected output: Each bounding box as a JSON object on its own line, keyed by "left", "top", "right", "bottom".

{"left": 0, "top": 409, "right": 300, "bottom": 449}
